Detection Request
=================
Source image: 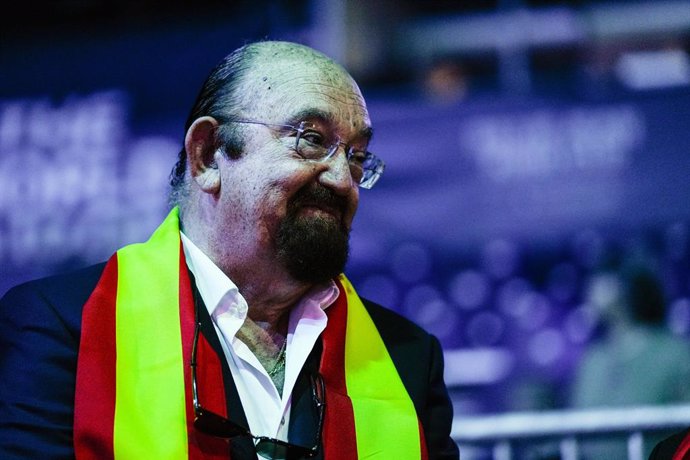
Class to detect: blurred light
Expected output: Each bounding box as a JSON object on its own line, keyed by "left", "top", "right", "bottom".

{"left": 0, "top": 92, "right": 126, "bottom": 267}
{"left": 615, "top": 49, "right": 690, "bottom": 90}
{"left": 402, "top": 7, "right": 582, "bottom": 57}
{"left": 514, "top": 292, "right": 551, "bottom": 331}
{"left": 497, "top": 277, "right": 533, "bottom": 315}
{"left": 349, "top": 230, "right": 389, "bottom": 266}
{"left": 528, "top": 328, "right": 565, "bottom": 366}
{"left": 444, "top": 347, "right": 514, "bottom": 386}
{"left": 571, "top": 229, "right": 606, "bottom": 269}
{"left": 664, "top": 222, "right": 688, "bottom": 262}
{"left": 589, "top": 1, "right": 690, "bottom": 39}
{"left": 482, "top": 239, "right": 519, "bottom": 279}
{"left": 452, "top": 398, "right": 484, "bottom": 418}
{"left": 358, "top": 274, "right": 401, "bottom": 309}
{"left": 547, "top": 262, "right": 580, "bottom": 304}
{"left": 565, "top": 304, "right": 600, "bottom": 344}
{"left": 459, "top": 105, "right": 642, "bottom": 182}
{"left": 419, "top": 298, "right": 459, "bottom": 340}
{"left": 424, "top": 61, "right": 468, "bottom": 104}
{"left": 391, "top": 241, "right": 432, "bottom": 283}
{"left": 403, "top": 284, "right": 443, "bottom": 319}
{"left": 403, "top": 284, "right": 458, "bottom": 340}
{"left": 448, "top": 269, "right": 490, "bottom": 310}
{"left": 466, "top": 311, "right": 505, "bottom": 347}
{"left": 668, "top": 298, "right": 690, "bottom": 336}
{"left": 587, "top": 273, "right": 622, "bottom": 311}
{"left": 121, "top": 136, "right": 178, "bottom": 244}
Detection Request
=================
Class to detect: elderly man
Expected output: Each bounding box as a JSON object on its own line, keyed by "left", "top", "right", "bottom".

{"left": 0, "top": 41, "right": 458, "bottom": 459}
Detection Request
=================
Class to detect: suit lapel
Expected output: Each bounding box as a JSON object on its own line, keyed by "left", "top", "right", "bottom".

{"left": 190, "top": 270, "right": 326, "bottom": 460}
{"left": 287, "top": 340, "right": 324, "bottom": 460}
{"left": 191, "top": 275, "right": 257, "bottom": 459}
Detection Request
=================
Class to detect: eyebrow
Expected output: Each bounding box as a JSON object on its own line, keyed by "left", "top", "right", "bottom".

{"left": 287, "top": 108, "right": 374, "bottom": 142}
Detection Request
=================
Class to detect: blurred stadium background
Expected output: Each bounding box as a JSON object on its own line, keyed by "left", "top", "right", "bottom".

{"left": 2, "top": 0, "right": 690, "bottom": 456}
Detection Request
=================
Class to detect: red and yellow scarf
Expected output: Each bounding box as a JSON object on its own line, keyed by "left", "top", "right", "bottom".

{"left": 73, "top": 208, "right": 428, "bottom": 459}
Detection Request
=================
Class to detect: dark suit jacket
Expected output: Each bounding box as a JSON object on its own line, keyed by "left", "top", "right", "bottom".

{"left": 0, "top": 263, "right": 459, "bottom": 459}
{"left": 649, "top": 429, "right": 690, "bottom": 460}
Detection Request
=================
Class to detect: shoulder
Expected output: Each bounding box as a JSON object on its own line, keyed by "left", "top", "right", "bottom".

{"left": 3, "top": 263, "right": 107, "bottom": 300}
{"left": 359, "top": 298, "right": 460, "bottom": 460}
{"left": 359, "top": 296, "right": 444, "bottom": 392}
{"left": 0, "top": 263, "right": 107, "bottom": 459}
{"left": 1, "top": 263, "right": 108, "bottom": 336}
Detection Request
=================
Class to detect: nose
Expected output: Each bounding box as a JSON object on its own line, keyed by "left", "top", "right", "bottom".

{"left": 317, "top": 147, "right": 355, "bottom": 194}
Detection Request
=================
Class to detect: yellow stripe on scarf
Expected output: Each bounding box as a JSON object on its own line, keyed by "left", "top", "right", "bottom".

{"left": 114, "top": 208, "right": 189, "bottom": 459}
{"left": 340, "top": 275, "right": 422, "bottom": 459}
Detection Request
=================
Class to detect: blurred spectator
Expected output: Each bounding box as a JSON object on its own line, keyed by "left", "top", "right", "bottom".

{"left": 423, "top": 60, "right": 468, "bottom": 104}
{"left": 569, "top": 264, "right": 690, "bottom": 458}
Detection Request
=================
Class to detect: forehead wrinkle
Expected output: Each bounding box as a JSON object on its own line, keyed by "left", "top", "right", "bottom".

{"left": 241, "top": 46, "right": 371, "bottom": 134}
{"left": 273, "top": 81, "right": 366, "bottom": 110}
{"left": 258, "top": 63, "right": 365, "bottom": 101}
{"left": 240, "top": 78, "right": 366, "bottom": 123}
{"left": 271, "top": 73, "right": 346, "bottom": 86}
{"left": 285, "top": 91, "right": 367, "bottom": 118}
{"left": 254, "top": 62, "right": 355, "bottom": 97}
{"left": 285, "top": 108, "right": 335, "bottom": 125}
{"left": 277, "top": 80, "right": 369, "bottom": 119}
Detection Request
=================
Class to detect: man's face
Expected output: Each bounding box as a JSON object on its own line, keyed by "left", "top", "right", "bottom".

{"left": 217, "top": 48, "right": 371, "bottom": 284}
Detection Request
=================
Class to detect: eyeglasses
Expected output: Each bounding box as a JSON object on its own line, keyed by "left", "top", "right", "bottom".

{"left": 191, "top": 318, "right": 325, "bottom": 459}
{"left": 225, "top": 119, "right": 385, "bottom": 189}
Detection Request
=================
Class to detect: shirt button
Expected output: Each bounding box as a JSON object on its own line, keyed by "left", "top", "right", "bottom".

{"left": 280, "top": 417, "right": 286, "bottom": 426}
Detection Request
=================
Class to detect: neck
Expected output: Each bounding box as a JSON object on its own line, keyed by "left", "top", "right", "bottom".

{"left": 181, "top": 202, "right": 313, "bottom": 331}
{"left": 236, "top": 307, "right": 290, "bottom": 395}
{"left": 182, "top": 198, "right": 301, "bottom": 395}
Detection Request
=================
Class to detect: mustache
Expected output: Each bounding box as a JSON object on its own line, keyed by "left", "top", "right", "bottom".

{"left": 289, "top": 185, "right": 348, "bottom": 215}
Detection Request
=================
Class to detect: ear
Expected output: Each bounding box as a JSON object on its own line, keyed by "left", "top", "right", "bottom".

{"left": 185, "top": 116, "right": 221, "bottom": 194}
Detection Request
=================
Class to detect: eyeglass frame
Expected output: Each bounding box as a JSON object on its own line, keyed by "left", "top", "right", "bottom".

{"left": 190, "top": 313, "right": 326, "bottom": 459}
{"left": 219, "top": 118, "right": 385, "bottom": 189}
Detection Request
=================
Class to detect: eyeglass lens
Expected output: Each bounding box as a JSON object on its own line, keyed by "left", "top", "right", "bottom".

{"left": 294, "top": 122, "right": 383, "bottom": 189}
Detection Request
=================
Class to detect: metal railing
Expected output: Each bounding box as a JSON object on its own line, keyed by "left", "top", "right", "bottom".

{"left": 452, "top": 404, "right": 690, "bottom": 460}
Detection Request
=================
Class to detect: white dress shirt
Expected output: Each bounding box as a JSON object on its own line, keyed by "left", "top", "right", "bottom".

{"left": 180, "top": 232, "right": 337, "bottom": 458}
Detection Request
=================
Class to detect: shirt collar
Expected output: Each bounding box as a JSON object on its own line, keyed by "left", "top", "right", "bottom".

{"left": 179, "top": 231, "right": 339, "bottom": 324}
{"left": 180, "top": 231, "right": 246, "bottom": 320}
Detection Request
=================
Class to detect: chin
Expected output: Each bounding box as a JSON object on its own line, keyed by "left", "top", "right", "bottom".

{"left": 275, "top": 214, "right": 350, "bottom": 284}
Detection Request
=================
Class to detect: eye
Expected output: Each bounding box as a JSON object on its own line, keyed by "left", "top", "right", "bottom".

{"left": 347, "top": 149, "right": 367, "bottom": 166}
{"left": 295, "top": 127, "right": 330, "bottom": 160}
{"left": 299, "top": 129, "right": 326, "bottom": 147}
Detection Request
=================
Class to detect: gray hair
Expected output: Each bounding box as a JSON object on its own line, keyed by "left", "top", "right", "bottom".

{"left": 168, "top": 43, "right": 258, "bottom": 209}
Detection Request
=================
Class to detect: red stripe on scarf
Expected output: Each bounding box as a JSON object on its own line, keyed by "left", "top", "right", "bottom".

{"left": 74, "top": 258, "right": 119, "bottom": 460}
{"left": 179, "top": 244, "right": 230, "bottom": 460}
{"left": 673, "top": 432, "right": 690, "bottom": 460}
{"left": 419, "top": 419, "right": 429, "bottom": 460}
{"left": 320, "top": 279, "right": 358, "bottom": 459}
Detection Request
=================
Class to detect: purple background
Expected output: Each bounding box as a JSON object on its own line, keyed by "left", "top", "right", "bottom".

{"left": 3, "top": 0, "right": 690, "bottom": 418}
